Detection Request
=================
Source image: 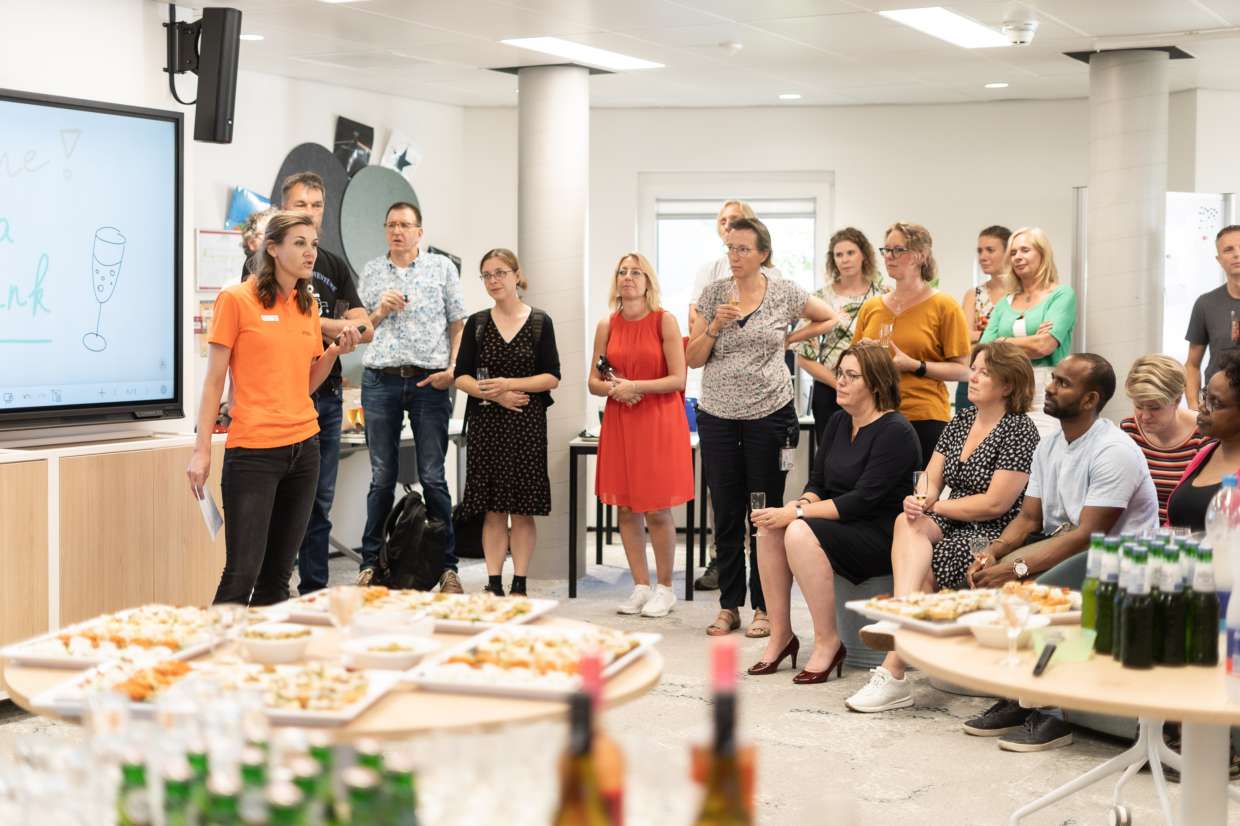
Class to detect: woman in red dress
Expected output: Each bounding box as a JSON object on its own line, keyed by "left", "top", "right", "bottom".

{"left": 590, "top": 252, "right": 695, "bottom": 618}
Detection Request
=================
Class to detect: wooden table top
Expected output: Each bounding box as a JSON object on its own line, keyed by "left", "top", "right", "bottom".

{"left": 896, "top": 628, "right": 1240, "bottom": 726}
{"left": 1, "top": 617, "right": 663, "bottom": 741}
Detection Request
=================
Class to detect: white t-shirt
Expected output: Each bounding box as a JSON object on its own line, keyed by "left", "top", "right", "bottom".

{"left": 1026, "top": 417, "right": 1159, "bottom": 536}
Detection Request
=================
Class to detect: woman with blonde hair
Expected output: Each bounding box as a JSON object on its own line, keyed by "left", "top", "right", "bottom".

{"left": 1120, "top": 354, "right": 1203, "bottom": 524}
{"left": 980, "top": 226, "right": 1077, "bottom": 437}
{"left": 798, "top": 227, "right": 887, "bottom": 440}
{"left": 590, "top": 252, "right": 694, "bottom": 617}
{"left": 455, "top": 249, "right": 561, "bottom": 597}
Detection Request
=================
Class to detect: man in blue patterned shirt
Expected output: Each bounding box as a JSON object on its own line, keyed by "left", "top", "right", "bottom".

{"left": 357, "top": 202, "right": 467, "bottom": 592}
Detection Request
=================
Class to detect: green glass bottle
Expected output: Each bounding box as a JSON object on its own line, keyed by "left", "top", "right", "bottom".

{"left": 383, "top": 751, "right": 420, "bottom": 826}
{"left": 239, "top": 745, "right": 268, "bottom": 826}
{"left": 1080, "top": 532, "right": 1104, "bottom": 630}
{"left": 205, "top": 773, "right": 242, "bottom": 826}
{"left": 1112, "top": 543, "right": 1136, "bottom": 661}
{"left": 1161, "top": 544, "right": 1189, "bottom": 666}
{"left": 1120, "top": 547, "right": 1155, "bottom": 669}
{"left": 163, "top": 759, "right": 196, "bottom": 826}
{"left": 307, "top": 731, "right": 339, "bottom": 826}
{"left": 1188, "top": 545, "right": 1221, "bottom": 666}
{"left": 267, "top": 781, "right": 307, "bottom": 826}
{"left": 1151, "top": 544, "right": 1169, "bottom": 663}
{"left": 354, "top": 738, "right": 384, "bottom": 774}
{"left": 1095, "top": 538, "right": 1121, "bottom": 654}
{"left": 343, "top": 766, "right": 384, "bottom": 825}
{"left": 117, "top": 753, "right": 153, "bottom": 826}
{"left": 290, "top": 756, "right": 325, "bottom": 826}
{"left": 187, "top": 744, "right": 210, "bottom": 819}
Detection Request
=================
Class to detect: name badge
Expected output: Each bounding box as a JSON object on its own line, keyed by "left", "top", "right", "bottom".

{"left": 261, "top": 314, "right": 279, "bottom": 322}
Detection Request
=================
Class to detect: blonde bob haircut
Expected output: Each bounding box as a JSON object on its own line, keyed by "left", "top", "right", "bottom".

{"left": 607, "top": 252, "right": 662, "bottom": 313}
{"left": 885, "top": 221, "right": 938, "bottom": 282}
{"left": 1008, "top": 227, "right": 1060, "bottom": 294}
{"left": 717, "top": 200, "right": 758, "bottom": 238}
{"left": 1125, "top": 354, "right": 1188, "bottom": 407}
{"left": 479, "top": 248, "right": 528, "bottom": 291}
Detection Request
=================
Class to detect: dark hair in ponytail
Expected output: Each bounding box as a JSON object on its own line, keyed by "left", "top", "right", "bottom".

{"left": 253, "top": 210, "right": 316, "bottom": 314}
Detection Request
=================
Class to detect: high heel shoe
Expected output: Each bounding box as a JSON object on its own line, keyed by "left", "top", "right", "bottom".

{"left": 792, "top": 642, "right": 847, "bottom": 684}
{"left": 747, "top": 636, "right": 799, "bottom": 676}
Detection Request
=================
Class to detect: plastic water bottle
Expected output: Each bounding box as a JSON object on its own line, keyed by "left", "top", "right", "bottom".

{"left": 1205, "top": 474, "right": 1238, "bottom": 625}
{"left": 1228, "top": 554, "right": 1240, "bottom": 701}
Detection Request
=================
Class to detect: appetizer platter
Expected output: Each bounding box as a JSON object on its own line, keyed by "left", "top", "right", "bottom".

{"left": 280, "top": 588, "right": 558, "bottom": 633}
{"left": 1, "top": 605, "right": 220, "bottom": 668}
{"left": 404, "top": 624, "right": 660, "bottom": 700}
{"left": 846, "top": 582, "right": 1081, "bottom": 637}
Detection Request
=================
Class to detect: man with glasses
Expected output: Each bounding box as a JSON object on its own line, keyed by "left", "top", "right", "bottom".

{"left": 356, "top": 201, "right": 467, "bottom": 592}
{"left": 1186, "top": 224, "right": 1240, "bottom": 410}
{"left": 280, "top": 172, "right": 371, "bottom": 596}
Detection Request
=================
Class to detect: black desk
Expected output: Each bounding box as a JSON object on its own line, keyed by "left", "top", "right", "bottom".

{"left": 568, "top": 435, "right": 698, "bottom": 601}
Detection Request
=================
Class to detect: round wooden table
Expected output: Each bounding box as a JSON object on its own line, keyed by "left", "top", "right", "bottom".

{"left": 897, "top": 629, "right": 1237, "bottom": 826}
{"left": 1, "top": 617, "right": 663, "bottom": 741}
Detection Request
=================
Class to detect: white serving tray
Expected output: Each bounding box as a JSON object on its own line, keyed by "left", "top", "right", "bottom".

{"left": 845, "top": 595, "right": 1081, "bottom": 638}
{"left": 32, "top": 661, "right": 402, "bottom": 727}
{"left": 403, "top": 625, "right": 661, "bottom": 701}
{"left": 277, "top": 592, "right": 559, "bottom": 634}
{"left": 1, "top": 608, "right": 218, "bottom": 669}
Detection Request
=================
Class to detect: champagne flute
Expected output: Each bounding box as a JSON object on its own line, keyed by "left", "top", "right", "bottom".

{"left": 328, "top": 585, "right": 364, "bottom": 636}
{"left": 912, "top": 471, "right": 928, "bottom": 509}
{"left": 728, "top": 280, "right": 741, "bottom": 307}
{"left": 477, "top": 367, "right": 491, "bottom": 407}
{"left": 999, "top": 592, "right": 1032, "bottom": 668}
{"left": 750, "top": 492, "right": 766, "bottom": 536}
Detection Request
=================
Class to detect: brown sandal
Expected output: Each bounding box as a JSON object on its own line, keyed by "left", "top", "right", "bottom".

{"left": 745, "top": 609, "right": 772, "bottom": 638}
{"left": 706, "top": 608, "right": 740, "bottom": 637}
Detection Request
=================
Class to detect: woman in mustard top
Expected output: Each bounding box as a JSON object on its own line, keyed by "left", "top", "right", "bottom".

{"left": 855, "top": 222, "right": 971, "bottom": 466}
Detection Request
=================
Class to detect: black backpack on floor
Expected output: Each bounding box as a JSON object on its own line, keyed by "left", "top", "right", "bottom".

{"left": 376, "top": 486, "right": 445, "bottom": 591}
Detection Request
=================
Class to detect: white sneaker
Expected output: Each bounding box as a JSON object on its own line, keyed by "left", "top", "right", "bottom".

{"left": 844, "top": 666, "right": 914, "bottom": 713}
{"left": 640, "top": 584, "right": 677, "bottom": 618}
{"left": 616, "top": 585, "right": 652, "bottom": 615}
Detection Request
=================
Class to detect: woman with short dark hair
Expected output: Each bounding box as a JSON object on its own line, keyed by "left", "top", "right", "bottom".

{"left": 748, "top": 343, "right": 920, "bottom": 683}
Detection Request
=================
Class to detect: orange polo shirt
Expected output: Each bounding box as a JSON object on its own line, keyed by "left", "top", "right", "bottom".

{"left": 208, "top": 279, "right": 324, "bottom": 448}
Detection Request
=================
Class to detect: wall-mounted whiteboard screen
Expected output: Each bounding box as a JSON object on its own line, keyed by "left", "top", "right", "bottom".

{"left": 0, "top": 89, "right": 181, "bottom": 429}
{"left": 1163, "top": 192, "right": 1226, "bottom": 364}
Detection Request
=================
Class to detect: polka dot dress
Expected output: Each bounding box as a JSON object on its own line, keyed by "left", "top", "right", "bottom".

{"left": 461, "top": 317, "right": 551, "bottom": 516}
{"left": 928, "top": 407, "right": 1040, "bottom": 589}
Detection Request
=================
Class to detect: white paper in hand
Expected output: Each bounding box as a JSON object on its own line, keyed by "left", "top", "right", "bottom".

{"left": 198, "top": 489, "right": 223, "bottom": 540}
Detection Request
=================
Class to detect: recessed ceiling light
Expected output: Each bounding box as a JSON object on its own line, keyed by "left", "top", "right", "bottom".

{"left": 984, "top": 81, "right": 1009, "bottom": 89}
{"left": 239, "top": 34, "right": 264, "bottom": 41}
{"left": 779, "top": 93, "right": 802, "bottom": 100}
{"left": 879, "top": 7, "right": 1009, "bottom": 49}
{"left": 500, "top": 37, "right": 664, "bottom": 71}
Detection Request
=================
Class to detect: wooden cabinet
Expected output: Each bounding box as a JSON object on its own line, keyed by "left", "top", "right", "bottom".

{"left": 0, "top": 460, "right": 48, "bottom": 646}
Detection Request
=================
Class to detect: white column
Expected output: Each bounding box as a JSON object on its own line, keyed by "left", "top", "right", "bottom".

{"left": 516, "top": 65, "right": 589, "bottom": 580}
{"left": 1086, "top": 50, "right": 1169, "bottom": 409}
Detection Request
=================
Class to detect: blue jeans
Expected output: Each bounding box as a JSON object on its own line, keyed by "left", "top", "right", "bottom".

{"left": 295, "top": 385, "right": 343, "bottom": 595}
{"left": 360, "top": 367, "right": 457, "bottom": 571}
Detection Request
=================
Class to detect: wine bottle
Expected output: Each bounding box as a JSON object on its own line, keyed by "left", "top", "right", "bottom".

{"left": 552, "top": 691, "right": 611, "bottom": 826}
{"left": 579, "top": 652, "right": 624, "bottom": 825}
{"left": 694, "top": 637, "right": 751, "bottom": 826}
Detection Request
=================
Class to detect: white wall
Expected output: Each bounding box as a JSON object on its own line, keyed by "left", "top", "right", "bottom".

{"left": 1193, "top": 90, "right": 1240, "bottom": 197}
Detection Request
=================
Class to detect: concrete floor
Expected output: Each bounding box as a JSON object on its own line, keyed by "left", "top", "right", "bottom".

{"left": 3, "top": 541, "right": 1238, "bottom": 825}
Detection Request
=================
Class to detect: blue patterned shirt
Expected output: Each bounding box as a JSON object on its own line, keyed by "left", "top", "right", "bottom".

{"left": 359, "top": 250, "right": 467, "bottom": 370}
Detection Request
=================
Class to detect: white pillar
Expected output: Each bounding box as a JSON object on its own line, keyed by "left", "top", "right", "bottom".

{"left": 516, "top": 65, "right": 589, "bottom": 580}
{"left": 1086, "top": 50, "right": 1169, "bottom": 410}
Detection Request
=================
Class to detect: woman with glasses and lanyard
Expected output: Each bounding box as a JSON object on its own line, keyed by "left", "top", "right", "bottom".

{"left": 1168, "top": 350, "right": 1240, "bottom": 531}
{"left": 796, "top": 227, "right": 886, "bottom": 443}
{"left": 688, "top": 217, "right": 837, "bottom": 638}
{"left": 855, "top": 222, "right": 971, "bottom": 466}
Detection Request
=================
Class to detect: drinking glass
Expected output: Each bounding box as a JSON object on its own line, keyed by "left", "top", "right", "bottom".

{"left": 879, "top": 322, "right": 894, "bottom": 349}
{"left": 328, "top": 585, "right": 364, "bottom": 635}
{"left": 1000, "top": 592, "right": 1032, "bottom": 668}
{"left": 750, "top": 492, "right": 766, "bottom": 536}
{"left": 477, "top": 367, "right": 491, "bottom": 406}
{"left": 968, "top": 533, "right": 991, "bottom": 567}
{"left": 83, "top": 226, "right": 126, "bottom": 352}
{"left": 728, "top": 280, "right": 741, "bottom": 307}
{"left": 912, "top": 471, "right": 928, "bottom": 508}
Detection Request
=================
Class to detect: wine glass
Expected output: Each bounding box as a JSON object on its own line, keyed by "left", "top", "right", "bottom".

{"left": 328, "top": 586, "right": 364, "bottom": 636}
{"left": 968, "top": 533, "right": 991, "bottom": 568}
{"left": 749, "top": 492, "right": 766, "bottom": 536}
{"left": 728, "top": 280, "right": 741, "bottom": 307}
{"left": 477, "top": 367, "right": 491, "bottom": 407}
{"left": 999, "top": 591, "right": 1032, "bottom": 668}
{"left": 83, "top": 226, "right": 126, "bottom": 352}
{"left": 912, "top": 471, "right": 928, "bottom": 509}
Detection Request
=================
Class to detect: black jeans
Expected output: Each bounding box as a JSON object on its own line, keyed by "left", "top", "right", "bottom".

{"left": 697, "top": 401, "right": 799, "bottom": 613}
{"left": 216, "top": 435, "right": 320, "bottom": 606}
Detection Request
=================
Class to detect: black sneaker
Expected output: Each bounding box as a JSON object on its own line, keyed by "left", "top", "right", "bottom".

{"left": 694, "top": 557, "right": 720, "bottom": 591}
{"left": 962, "top": 699, "right": 1032, "bottom": 737}
{"left": 998, "top": 711, "right": 1073, "bottom": 752}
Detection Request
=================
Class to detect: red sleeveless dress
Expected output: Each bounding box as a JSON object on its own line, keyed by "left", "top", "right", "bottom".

{"left": 595, "top": 310, "right": 694, "bottom": 511}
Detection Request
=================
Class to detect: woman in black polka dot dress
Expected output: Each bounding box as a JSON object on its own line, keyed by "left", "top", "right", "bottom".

{"left": 455, "top": 249, "right": 561, "bottom": 596}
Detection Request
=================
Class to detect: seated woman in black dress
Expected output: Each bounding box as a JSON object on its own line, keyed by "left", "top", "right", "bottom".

{"left": 1167, "top": 350, "right": 1240, "bottom": 531}
{"left": 748, "top": 343, "right": 920, "bottom": 683}
{"left": 845, "top": 341, "right": 1039, "bottom": 713}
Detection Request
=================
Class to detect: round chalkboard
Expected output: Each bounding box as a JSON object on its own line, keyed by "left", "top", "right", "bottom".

{"left": 270, "top": 143, "right": 348, "bottom": 261}
{"left": 340, "top": 166, "right": 420, "bottom": 275}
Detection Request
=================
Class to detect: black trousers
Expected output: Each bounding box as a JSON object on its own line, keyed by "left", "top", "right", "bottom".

{"left": 809, "top": 381, "right": 840, "bottom": 445}
{"left": 697, "top": 402, "right": 799, "bottom": 612}
{"left": 216, "top": 435, "right": 320, "bottom": 606}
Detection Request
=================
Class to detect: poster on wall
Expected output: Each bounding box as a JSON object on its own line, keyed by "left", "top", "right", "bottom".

{"left": 196, "top": 229, "right": 244, "bottom": 291}
{"left": 379, "top": 129, "right": 422, "bottom": 181}
{"left": 333, "top": 116, "right": 374, "bottom": 177}
{"left": 1163, "top": 192, "right": 1226, "bottom": 363}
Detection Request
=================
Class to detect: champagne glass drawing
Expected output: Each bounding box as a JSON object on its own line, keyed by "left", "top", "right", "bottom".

{"left": 84, "top": 227, "right": 126, "bottom": 352}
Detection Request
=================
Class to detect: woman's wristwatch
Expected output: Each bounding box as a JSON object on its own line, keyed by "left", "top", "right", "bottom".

{"left": 914, "top": 360, "right": 927, "bottom": 377}
{"left": 794, "top": 504, "right": 804, "bottom": 520}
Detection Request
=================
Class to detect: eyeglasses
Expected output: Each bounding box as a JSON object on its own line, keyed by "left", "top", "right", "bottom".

{"left": 1200, "top": 389, "right": 1232, "bottom": 412}
{"left": 616, "top": 267, "right": 645, "bottom": 278}
{"left": 384, "top": 221, "right": 420, "bottom": 231}
{"left": 480, "top": 268, "right": 513, "bottom": 281}
{"left": 724, "top": 245, "right": 755, "bottom": 257}
{"left": 878, "top": 246, "right": 911, "bottom": 257}
{"left": 833, "top": 368, "right": 863, "bottom": 384}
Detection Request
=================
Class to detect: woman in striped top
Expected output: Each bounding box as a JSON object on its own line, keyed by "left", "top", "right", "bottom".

{"left": 1120, "top": 355, "right": 1205, "bottom": 523}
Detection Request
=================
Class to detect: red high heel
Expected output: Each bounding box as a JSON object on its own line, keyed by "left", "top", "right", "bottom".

{"left": 792, "top": 642, "right": 846, "bottom": 684}
{"left": 747, "top": 636, "right": 799, "bottom": 675}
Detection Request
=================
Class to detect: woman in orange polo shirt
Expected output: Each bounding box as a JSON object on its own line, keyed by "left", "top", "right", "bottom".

{"left": 187, "top": 211, "right": 360, "bottom": 606}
